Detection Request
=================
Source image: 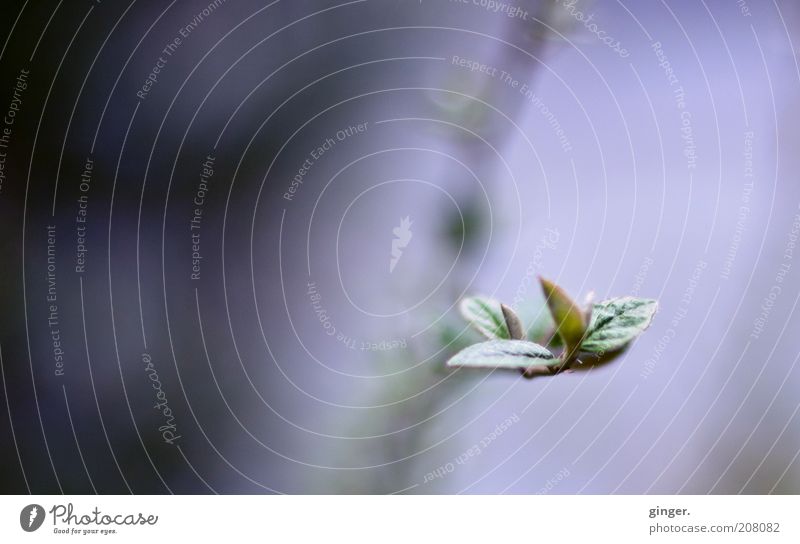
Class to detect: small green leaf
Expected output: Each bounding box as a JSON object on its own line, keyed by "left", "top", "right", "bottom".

{"left": 581, "top": 297, "right": 658, "bottom": 353}
{"left": 459, "top": 296, "right": 510, "bottom": 340}
{"left": 539, "top": 277, "right": 586, "bottom": 351}
{"left": 501, "top": 304, "right": 525, "bottom": 340}
{"left": 446, "top": 339, "right": 557, "bottom": 371}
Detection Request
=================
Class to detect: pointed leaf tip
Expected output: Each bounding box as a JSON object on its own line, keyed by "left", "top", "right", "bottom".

{"left": 501, "top": 303, "right": 525, "bottom": 340}
{"left": 539, "top": 277, "right": 586, "bottom": 350}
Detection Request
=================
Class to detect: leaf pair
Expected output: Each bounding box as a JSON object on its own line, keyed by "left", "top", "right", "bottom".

{"left": 448, "top": 277, "right": 658, "bottom": 378}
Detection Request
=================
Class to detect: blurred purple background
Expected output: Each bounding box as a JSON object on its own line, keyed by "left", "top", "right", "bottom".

{"left": 0, "top": 0, "right": 799, "bottom": 494}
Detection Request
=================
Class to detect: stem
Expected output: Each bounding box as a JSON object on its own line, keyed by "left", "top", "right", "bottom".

{"left": 555, "top": 345, "right": 579, "bottom": 373}
{"left": 521, "top": 364, "right": 557, "bottom": 379}
{"left": 521, "top": 347, "right": 577, "bottom": 379}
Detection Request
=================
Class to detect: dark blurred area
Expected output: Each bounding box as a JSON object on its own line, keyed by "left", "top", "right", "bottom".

{"left": 1, "top": 0, "right": 799, "bottom": 494}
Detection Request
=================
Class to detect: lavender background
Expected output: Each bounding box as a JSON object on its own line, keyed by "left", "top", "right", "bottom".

{"left": 0, "top": 0, "right": 798, "bottom": 494}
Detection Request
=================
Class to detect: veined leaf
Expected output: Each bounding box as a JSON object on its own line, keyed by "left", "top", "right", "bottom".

{"left": 581, "top": 297, "right": 658, "bottom": 353}
{"left": 459, "top": 296, "right": 510, "bottom": 340}
{"left": 539, "top": 277, "right": 586, "bottom": 350}
{"left": 446, "top": 339, "right": 557, "bottom": 371}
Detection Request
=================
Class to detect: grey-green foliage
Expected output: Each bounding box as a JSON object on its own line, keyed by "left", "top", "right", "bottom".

{"left": 581, "top": 297, "right": 659, "bottom": 353}
{"left": 446, "top": 339, "right": 557, "bottom": 371}
{"left": 448, "top": 279, "right": 658, "bottom": 378}
{"left": 459, "top": 297, "right": 511, "bottom": 340}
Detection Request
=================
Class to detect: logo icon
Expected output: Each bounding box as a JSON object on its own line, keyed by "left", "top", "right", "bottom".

{"left": 390, "top": 216, "right": 413, "bottom": 273}
{"left": 20, "top": 504, "right": 45, "bottom": 532}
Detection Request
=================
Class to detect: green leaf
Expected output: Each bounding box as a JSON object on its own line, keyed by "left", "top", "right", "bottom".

{"left": 459, "top": 296, "right": 510, "bottom": 340}
{"left": 539, "top": 277, "right": 586, "bottom": 351}
{"left": 446, "top": 339, "right": 557, "bottom": 371}
{"left": 580, "top": 297, "right": 658, "bottom": 353}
